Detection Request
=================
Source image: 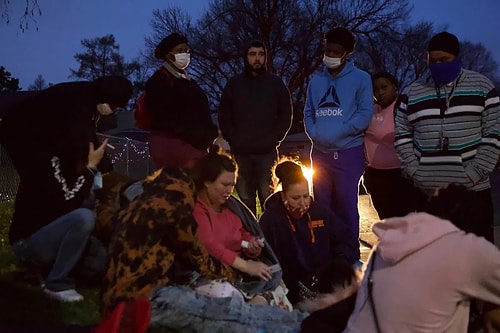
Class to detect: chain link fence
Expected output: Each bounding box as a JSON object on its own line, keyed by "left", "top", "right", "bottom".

{"left": 0, "top": 147, "right": 19, "bottom": 203}
{"left": 0, "top": 134, "right": 154, "bottom": 204}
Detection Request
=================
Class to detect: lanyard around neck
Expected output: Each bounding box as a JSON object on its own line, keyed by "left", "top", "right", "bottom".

{"left": 434, "top": 73, "right": 461, "bottom": 117}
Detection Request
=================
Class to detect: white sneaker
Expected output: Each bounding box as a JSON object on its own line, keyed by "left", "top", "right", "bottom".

{"left": 43, "top": 288, "right": 84, "bottom": 302}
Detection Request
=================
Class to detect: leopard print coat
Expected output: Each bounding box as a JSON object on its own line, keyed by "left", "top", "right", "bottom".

{"left": 100, "top": 167, "right": 235, "bottom": 316}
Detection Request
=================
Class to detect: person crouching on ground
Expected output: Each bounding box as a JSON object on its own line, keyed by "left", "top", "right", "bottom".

{"left": 344, "top": 183, "right": 500, "bottom": 332}
{"left": 259, "top": 158, "right": 358, "bottom": 305}
{"left": 0, "top": 76, "right": 133, "bottom": 302}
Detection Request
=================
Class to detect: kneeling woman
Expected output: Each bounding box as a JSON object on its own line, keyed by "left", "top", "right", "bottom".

{"left": 259, "top": 159, "right": 358, "bottom": 304}
{"left": 191, "top": 145, "right": 282, "bottom": 301}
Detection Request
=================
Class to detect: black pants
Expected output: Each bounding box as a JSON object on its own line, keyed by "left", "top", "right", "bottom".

{"left": 470, "top": 188, "right": 494, "bottom": 244}
{"left": 362, "top": 167, "right": 427, "bottom": 219}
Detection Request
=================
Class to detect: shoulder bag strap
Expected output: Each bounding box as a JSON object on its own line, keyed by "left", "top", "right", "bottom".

{"left": 367, "top": 250, "right": 382, "bottom": 333}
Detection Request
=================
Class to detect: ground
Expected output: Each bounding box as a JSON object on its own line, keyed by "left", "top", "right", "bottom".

{"left": 358, "top": 194, "right": 380, "bottom": 262}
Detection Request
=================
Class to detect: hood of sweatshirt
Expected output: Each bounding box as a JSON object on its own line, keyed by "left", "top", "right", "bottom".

{"left": 263, "top": 191, "right": 283, "bottom": 211}
{"left": 373, "top": 212, "right": 461, "bottom": 264}
{"left": 243, "top": 41, "right": 268, "bottom": 76}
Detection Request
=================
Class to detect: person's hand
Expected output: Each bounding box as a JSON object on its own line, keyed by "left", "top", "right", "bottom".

{"left": 246, "top": 237, "right": 264, "bottom": 256}
{"left": 243, "top": 260, "right": 272, "bottom": 281}
{"left": 87, "top": 139, "right": 108, "bottom": 169}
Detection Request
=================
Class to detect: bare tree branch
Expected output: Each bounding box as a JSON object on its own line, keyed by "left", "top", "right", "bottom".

{"left": 0, "top": 0, "right": 41, "bottom": 32}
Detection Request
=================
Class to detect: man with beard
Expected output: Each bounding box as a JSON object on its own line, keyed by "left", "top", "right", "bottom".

{"left": 218, "top": 40, "right": 293, "bottom": 216}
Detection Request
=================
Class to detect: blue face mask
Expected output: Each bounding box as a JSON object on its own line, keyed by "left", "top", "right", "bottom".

{"left": 429, "top": 57, "right": 461, "bottom": 85}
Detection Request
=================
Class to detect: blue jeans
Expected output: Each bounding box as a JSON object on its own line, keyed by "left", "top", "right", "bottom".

{"left": 311, "top": 145, "right": 365, "bottom": 260}
{"left": 150, "top": 285, "right": 307, "bottom": 333}
{"left": 234, "top": 152, "right": 277, "bottom": 216}
{"left": 11, "top": 208, "right": 99, "bottom": 291}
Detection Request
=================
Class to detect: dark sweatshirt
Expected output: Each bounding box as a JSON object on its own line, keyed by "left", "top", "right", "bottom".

{"left": 218, "top": 71, "right": 292, "bottom": 154}
{"left": 1, "top": 77, "right": 132, "bottom": 243}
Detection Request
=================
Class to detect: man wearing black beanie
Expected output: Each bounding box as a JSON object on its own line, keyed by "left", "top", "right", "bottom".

{"left": 395, "top": 31, "right": 500, "bottom": 243}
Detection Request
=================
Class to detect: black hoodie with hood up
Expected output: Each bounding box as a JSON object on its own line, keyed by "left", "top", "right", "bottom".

{"left": 218, "top": 41, "right": 293, "bottom": 154}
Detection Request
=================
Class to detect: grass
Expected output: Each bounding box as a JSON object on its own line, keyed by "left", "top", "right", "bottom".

{"left": 0, "top": 170, "right": 261, "bottom": 332}
{"left": 0, "top": 201, "right": 101, "bottom": 330}
{"left": 0, "top": 201, "right": 176, "bottom": 332}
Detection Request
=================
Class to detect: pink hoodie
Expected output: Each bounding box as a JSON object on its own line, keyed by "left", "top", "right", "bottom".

{"left": 364, "top": 101, "right": 401, "bottom": 169}
{"left": 344, "top": 212, "right": 500, "bottom": 333}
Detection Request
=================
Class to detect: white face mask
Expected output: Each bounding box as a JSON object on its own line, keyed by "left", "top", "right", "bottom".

{"left": 323, "top": 54, "right": 343, "bottom": 69}
{"left": 172, "top": 52, "right": 190, "bottom": 70}
{"left": 96, "top": 103, "right": 113, "bottom": 115}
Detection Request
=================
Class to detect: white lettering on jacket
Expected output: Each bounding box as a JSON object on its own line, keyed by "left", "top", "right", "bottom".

{"left": 315, "top": 108, "right": 343, "bottom": 117}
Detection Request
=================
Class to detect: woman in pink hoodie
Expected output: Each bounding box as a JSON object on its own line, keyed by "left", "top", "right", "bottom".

{"left": 344, "top": 184, "right": 500, "bottom": 333}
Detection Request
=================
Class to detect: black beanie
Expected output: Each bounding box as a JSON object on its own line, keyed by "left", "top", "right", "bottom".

{"left": 427, "top": 32, "right": 460, "bottom": 56}
{"left": 154, "top": 33, "right": 188, "bottom": 60}
{"left": 92, "top": 76, "right": 133, "bottom": 107}
{"left": 371, "top": 71, "right": 399, "bottom": 88}
{"left": 324, "top": 27, "right": 356, "bottom": 52}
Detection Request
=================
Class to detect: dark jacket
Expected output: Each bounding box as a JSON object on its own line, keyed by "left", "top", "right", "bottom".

{"left": 259, "top": 192, "right": 357, "bottom": 303}
{"left": 145, "top": 66, "right": 218, "bottom": 150}
{"left": 1, "top": 77, "right": 132, "bottom": 243}
{"left": 218, "top": 71, "right": 292, "bottom": 154}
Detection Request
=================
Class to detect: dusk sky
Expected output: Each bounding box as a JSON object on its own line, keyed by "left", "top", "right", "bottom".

{"left": 1, "top": 0, "right": 499, "bottom": 89}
